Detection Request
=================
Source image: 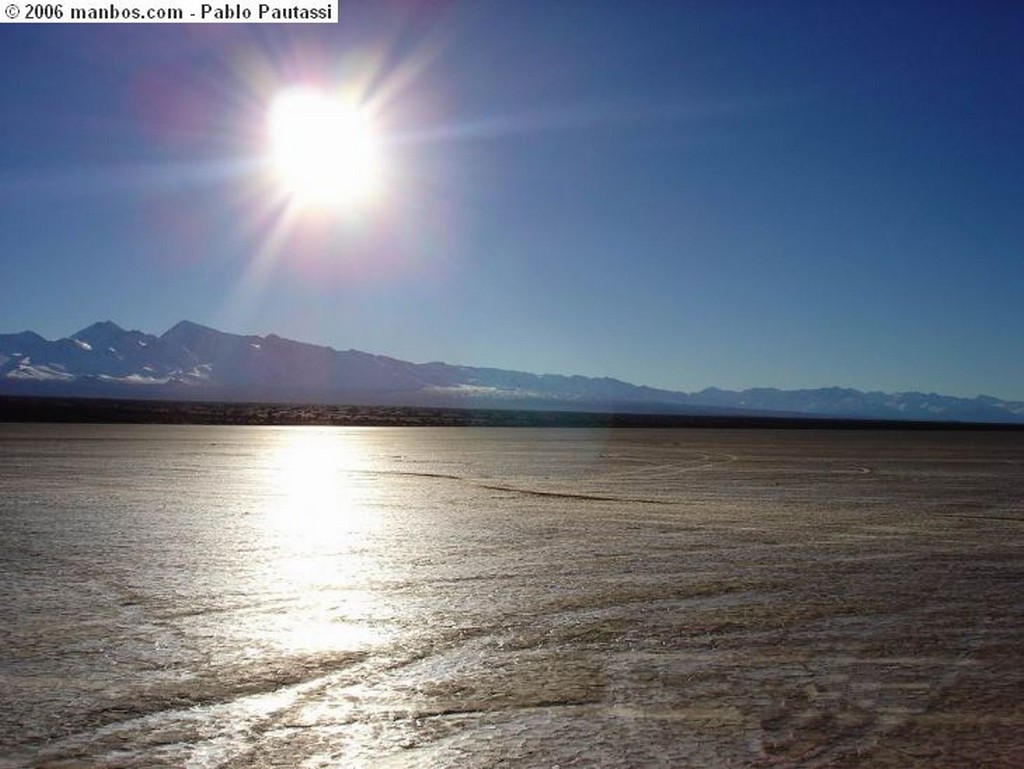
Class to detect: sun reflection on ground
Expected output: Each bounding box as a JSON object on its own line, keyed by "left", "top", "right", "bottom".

{"left": 254, "top": 428, "right": 388, "bottom": 654}
{"left": 265, "top": 428, "right": 374, "bottom": 542}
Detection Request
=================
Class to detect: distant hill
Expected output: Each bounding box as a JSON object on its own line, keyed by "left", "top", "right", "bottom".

{"left": 2, "top": 320, "right": 1022, "bottom": 423}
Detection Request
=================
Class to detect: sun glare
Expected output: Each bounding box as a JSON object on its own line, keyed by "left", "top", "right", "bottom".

{"left": 256, "top": 429, "right": 386, "bottom": 653}
{"left": 267, "top": 87, "right": 382, "bottom": 210}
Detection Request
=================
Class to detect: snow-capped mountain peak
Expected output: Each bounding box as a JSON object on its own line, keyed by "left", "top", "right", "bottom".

{"left": 1, "top": 321, "right": 1022, "bottom": 423}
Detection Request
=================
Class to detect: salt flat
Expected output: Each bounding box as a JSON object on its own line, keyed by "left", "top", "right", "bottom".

{"left": 1, "top": 424, "right": 1022, "bottom": 767}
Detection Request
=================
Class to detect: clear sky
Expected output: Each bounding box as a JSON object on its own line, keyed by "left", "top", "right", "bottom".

{"left": 2, "top": 2, "right": 1022, "bottom": 399}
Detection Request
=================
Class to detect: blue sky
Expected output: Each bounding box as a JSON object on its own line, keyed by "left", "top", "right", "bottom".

{"left": 2, "top": 2, "right": 1022, "bottom": 399}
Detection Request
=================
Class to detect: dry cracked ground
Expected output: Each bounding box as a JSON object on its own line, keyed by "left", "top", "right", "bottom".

{"left": 3, "top": 426, "right": 1022, "bottom": 767}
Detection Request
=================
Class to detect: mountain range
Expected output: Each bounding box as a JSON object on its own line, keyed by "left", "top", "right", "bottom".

{"left": 1, "top": 320, "right": 1022, "bottom": 424}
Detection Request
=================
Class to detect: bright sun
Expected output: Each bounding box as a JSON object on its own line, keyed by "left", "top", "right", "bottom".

{"left": 267, "top": 87, "right": 382, "bottom": 210}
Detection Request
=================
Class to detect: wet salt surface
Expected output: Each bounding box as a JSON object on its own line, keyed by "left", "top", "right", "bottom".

{"left": 1, "top": 424, "right": 1023, "bottom": 767}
